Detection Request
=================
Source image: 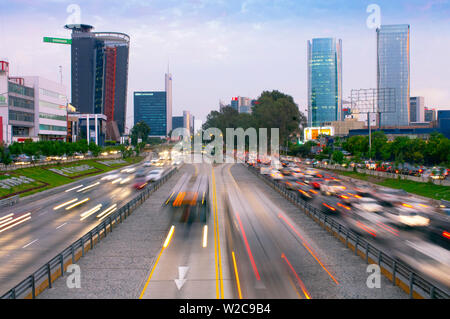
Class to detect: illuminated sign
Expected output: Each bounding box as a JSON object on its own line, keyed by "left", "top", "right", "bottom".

{"left": 304, "top": 127, "right": 334, "bottom": 141}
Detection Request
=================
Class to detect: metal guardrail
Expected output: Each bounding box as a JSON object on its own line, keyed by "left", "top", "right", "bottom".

{"left": 1, "top": 167, "right": 178, "bottom": 299}
{"left": 0, "top": 195, "right": 19, "bottom": 208}
{"left": 246, "top": 164, "right": 450, "bottom": 299}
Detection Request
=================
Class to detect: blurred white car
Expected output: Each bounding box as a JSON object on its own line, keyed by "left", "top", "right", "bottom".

{"left": 146, "top": 169, "right": 164, "bottom": 182}
{"left": 320, "top": 180, "right": 347, "bottom": 195}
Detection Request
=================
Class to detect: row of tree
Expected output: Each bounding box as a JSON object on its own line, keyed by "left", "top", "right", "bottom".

{"left": 202, "top": 90, "right": 307, "bottom": 148}
{"left": 342, "top": 131, "right": 450, "bottom": 166}
{"left": 287, "top": 131, "right": 450, "bottom": 167}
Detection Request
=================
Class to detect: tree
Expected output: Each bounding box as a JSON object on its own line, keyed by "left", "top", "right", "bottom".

{"left": 0, "top": 145, "right": 12, "bottom": 167}
{"left": 131, "top": 121, "right": 151, "bottom": 146}
{"left": 332, "top": 150, "right": 344, "bottom": 164}
{"left": 252, "top": 90, "right": 304, "bottom": 147}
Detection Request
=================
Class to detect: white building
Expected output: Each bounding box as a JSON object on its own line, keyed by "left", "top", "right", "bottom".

{"left": 23, "top": 76, "right": 68, "bottom": 141}
{"left": 0, "top": 61, "right": 37, "bottom": 144}
{"left": 0, "top": 61, "right": 68, "bottom": 145}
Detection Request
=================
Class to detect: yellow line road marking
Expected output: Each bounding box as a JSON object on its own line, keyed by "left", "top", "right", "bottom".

{"left": 232, "top": 251, "right": 242, "bottom": 299}
{"left": 139, "top": 247, "right": 164, "bottom": 299}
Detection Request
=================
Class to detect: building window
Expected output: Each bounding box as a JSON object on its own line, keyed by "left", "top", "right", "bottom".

{"left": 39, "top": 113, "right": 67, "bottom": 121}
{"left": 39, "top": 124, "right": 67, "bottom": 132}
{"left": 9, "top": 96, "right": 34, "bottom": 110}
{"left": 8, "top": 82, "right": 34, "bottom": 97}
{"left": 12, "top": 126, "right": 30, "bottom": 136}
{"left": 9, "top": 110, "right": 34, "bottom": 122}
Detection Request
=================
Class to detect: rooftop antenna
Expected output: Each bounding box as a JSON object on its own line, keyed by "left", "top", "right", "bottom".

{"left": 59, "top": 65, "right": 63, "bottom": 84}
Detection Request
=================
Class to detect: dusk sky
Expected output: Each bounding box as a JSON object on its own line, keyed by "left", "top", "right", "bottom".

{"left": 1, "top": 0, "right": 449, "bottom": 130}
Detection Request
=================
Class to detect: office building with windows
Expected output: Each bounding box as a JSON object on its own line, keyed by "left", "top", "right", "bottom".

{"left": 409, "top": 96, "right": 425, "bottom": 123}
{"left": 307, "top": 38, "right": 343, "bottom": 127}
{"left": 172, "top": 116, "right": 184, "bottom": 131}
{"left": 65, "top": 24, "right": 130, "bottom": 140}
{"left": 425, "top": 108, "right": 437, "bottom": 122}
{"left": 0, "top": 61, "right": 68, "bottom": 144}
{"left": 23, "top": 76, "right": 68, "bottom": 141}
{"left": 377, "top": 24, "right": 410, "bottom": 127}
{"left": 134, "top": 91, "right": 167, "bottom": 137}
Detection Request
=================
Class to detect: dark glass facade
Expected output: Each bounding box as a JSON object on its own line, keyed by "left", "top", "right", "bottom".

{"left": 307, "top": 38, "right": 342, "bottom": 127}
{"left": 67, "top": 25, "right": 129, "bottom": 138}
{"left": 134, "top": 92, "right": 167, "bottom": 137}
{"left": 172, "top": 116, "right": 184, "bottom": 131}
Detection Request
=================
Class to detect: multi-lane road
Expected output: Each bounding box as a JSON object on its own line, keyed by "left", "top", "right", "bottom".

{"left": 137, "top": 162, "right": 406, "bottom": 299}
{"left": 0, "top": 160, "right": 157, "bottom": 296}
{"left": 4, "top": 157, "right": 436, "bottom": 299}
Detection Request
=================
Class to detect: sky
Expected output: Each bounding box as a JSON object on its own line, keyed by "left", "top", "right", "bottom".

{"left": 1, "top": 0, "right": 449, "bottom": 131}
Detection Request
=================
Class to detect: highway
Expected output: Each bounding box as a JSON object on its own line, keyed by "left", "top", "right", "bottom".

{"left": 4, "top": 157, "right": 441, "bottom": 299}
{"left": 0, "top": 159, "right": 160, "bottom": 296}
{"left": 138, "top": 161, "right": 406, "bottom": 299}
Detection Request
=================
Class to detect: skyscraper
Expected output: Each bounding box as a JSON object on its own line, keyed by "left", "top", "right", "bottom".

{"left": 307, "top": 38, "right": 343, "bottom": 127}
{"left": 377, "top": 24, "right": 410, "bottom": 127}
{"left": 165, "top": 72, "right": 173, "bottom": 135}
{"left": 134, "top": 92, "right": 167, "bottom": 137}
{"left": 65, "top": 24, "right": 130, "bottom": 140}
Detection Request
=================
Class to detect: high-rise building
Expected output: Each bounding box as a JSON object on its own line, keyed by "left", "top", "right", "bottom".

{"left": 307, "top": 38, "right": 343, "bottom": 127}
{"left": 165, "top": 72, "right": 173, "bottom": 135}
{"left": 65, "top": 24, "right": 130, "bottom": 140}
{"left": 377, "top": 24, "right": 410, "bottom": 127}
{"left": 231, "top": 97, "right": 239, "bottom": 111}
{"left": 172, "top": 116, "right": 184, "bottom": 131}
{"left": 228, "top": 96, "right": 253, "bottom": 114}
{"left": 409, "top": 96, "right": 425, "bottom": 123}
{"left": 424, "top": 108, "right": 437, "bottom": 122}
{"left": 134, "top": 92, "right": 167, "bottom": 137}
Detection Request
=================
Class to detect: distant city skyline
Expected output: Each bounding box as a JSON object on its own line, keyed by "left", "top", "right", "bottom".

{"left": 1, "top": 0, "right": 449, "bottom": 129}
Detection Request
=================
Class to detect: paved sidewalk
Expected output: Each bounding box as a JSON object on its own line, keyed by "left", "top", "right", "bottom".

{"left": 39, "top": 165, "right": 192, "bottom": 299}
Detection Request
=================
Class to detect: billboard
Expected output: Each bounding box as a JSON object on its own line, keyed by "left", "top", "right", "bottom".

{"left": 304, "top": 127, "right": 334, "bottom": 141}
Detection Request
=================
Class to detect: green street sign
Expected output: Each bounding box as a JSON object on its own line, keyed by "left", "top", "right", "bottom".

{"left": 43, "top": 37, "right": 72, "bottom": 45}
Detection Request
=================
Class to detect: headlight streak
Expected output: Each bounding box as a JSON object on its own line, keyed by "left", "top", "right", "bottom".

{"left": 53, "top": 198, "right": 78, "bottom": 210}
{"left": 163, "top": 225, "right": 175, "bottom": 248}
{"left": 96, "top": 204, "right": 118, "bottom": 220}
{"left": 80, "top": 204, "right": 103, "bottom": 221}
{"left": 65, "top": 185, "right": 83, "bottom": 192}
{"left": 0, "top": 213, "right": 32, "bottom": 234}
{"left": 202, "top": 225, "right": 208, "bottom": 248}
{"left": 77, "top": 182, "right": 100, "bottom": 192}
{"left": 65, "top": 198, "right": 90, "bottom": 210}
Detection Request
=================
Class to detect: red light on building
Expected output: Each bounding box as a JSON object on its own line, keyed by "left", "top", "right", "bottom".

{"left": 232, "top": 97, "right": 238, "bottom": 101}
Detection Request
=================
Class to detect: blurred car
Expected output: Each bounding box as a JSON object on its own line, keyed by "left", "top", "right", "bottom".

{"left": 144, "top": 161, "right": 152, "bottom": 167}
{"left": 270, "top": 170, "right": 284, "bottom": 180}
{"left": 146, "top": 169, "right": 164, "bottom": 182}
{"left": 320, "top": 180, "right": 347, "bottom": 195}
{"left": 426, "top": 214, "right": 450, "bottom": 249}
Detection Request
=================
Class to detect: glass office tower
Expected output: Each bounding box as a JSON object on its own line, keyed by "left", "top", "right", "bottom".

{"left": 307, "top": 38, "right": 342, "bottom": 127}
{"left": 134, "top": 92, "right": 167, "bottom": 137}
{"left": 377, "top": 24, "right": 410, "bottom": 127}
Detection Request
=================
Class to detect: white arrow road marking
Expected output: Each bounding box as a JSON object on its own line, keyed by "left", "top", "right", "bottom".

{"left": 174, "top": 266, "right": 189, "bottom": 290}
